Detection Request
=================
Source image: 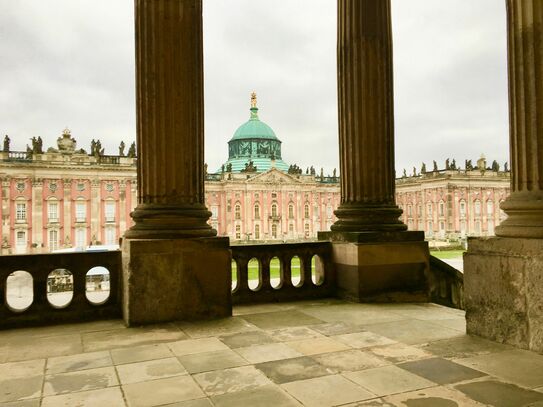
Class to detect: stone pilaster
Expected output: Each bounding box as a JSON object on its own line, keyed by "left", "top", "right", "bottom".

{"left": 125, "top": 0, "right": 214, "bottom": 239}
{"left": 332, "top": 0, "right": 405, "bottom": 232}
{"left": 495, "top": 1, "right": 543, "bottom": 238}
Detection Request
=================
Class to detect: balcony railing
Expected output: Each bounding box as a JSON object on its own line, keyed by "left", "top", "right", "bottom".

{"left": 0, "top": 251, "right": 121, "bottom": 329}
{"left": 0, "top": 241, "right": 464, "bottom": 330}
{"left": 231, "top": 241, "right": 335, "bottom": 305}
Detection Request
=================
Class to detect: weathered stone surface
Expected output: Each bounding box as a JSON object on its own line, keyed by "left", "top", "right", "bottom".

{"left": 122, "top": 237, "right": 231, "bottom": 325}
{"left": 464, "top": 237, "right": 543, "bottom": 353}
{"left": 495, "top": 0, "right": 543, "bottom": 238}
{"left": 330, "top": 235, "right": 429, "bottom": 302}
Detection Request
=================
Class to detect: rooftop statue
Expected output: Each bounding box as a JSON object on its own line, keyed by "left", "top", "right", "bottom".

{"left": 119, "top": 141, "right": 126, "bottom": 157}
{"left": 127, "top": 142, "right": 136, "bottom": 158}
{"left": 3, "top": 135, "right": 9, "bottom": 152}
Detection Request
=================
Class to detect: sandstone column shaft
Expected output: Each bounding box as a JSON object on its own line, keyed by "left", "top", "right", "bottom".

{"left": 496, "top": 0, "right": 543, "bottom": 238}
{"left": 126, "top": 0, "right": 214, "bottom": 238}
{"left": 332, "top": 0, "right": 406, "bottom": 232}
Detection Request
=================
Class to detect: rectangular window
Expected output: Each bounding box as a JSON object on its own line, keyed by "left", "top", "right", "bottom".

{"left": 48, "top": 202, "right": 59, "bottom": 222}
{"left": 105, "top": 202, "right": 115, "bottom": 222}
{"left": 16, "top": 230, "right": 26, "bottom": 246}
{"left": 105, "top": 227, "right": 116, "bottom": 245}
{"left": 76, "top": 228, "right": 86, "bottom": 248}
{"left": 49, "top": 229, "right": 59, "bottom": 251}
{"left": 16, "top": 203, "right": 26, "bottom": 221}
{"left": 211, "top": 206, "right": 218, "bottom": 219}
{"left": 76, "top": 202, "right": 86, "bottom": 222}
{"left": 254, "top": 224, "right": 260, "bottom": 240}
{"left": 235, "top": 225, "right": 241, "bottom": 240}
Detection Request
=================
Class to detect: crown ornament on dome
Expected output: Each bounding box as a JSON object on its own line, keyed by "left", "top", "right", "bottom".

{"left": 250, "top": 92, "right": 257, "bottom": 108}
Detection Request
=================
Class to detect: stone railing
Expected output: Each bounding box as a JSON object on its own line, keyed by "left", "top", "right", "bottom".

{"left": 428, "top": 255, "right": 464, "bottom": 309}
{"left": 6, "top": 151, "right": 31, "bottom": 161}
{"left": 230, "top": 241, "right": 335, "bottom": 304}
{"left": 99, "top": 155, "right": 121, "bottom": 165}
{"left": 0, "top": 251, "right": 121, "bottom": 329}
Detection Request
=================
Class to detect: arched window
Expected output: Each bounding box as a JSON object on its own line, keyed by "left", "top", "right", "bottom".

{"left": 439, "top": 201, "right": 445, "bottom": 216}
{"left": 407, "top": 205, "right": 412, "bottom": 216}
{"left": 271, "top": 224, "right": 277, "bottom": 238}
{"left": 288, "top": 204, "right": 294, "bottom": 219}
{"left": 474, "top": 200, "right": 481, "bottom": 215}
{"left": 235, "top": 203, "right": 241, "bottom": 220}
{"left": 254, "top": 203, "right": 260, "bottom": 219}
{"left": 254, "top": 224, "right": 260, "bottom": 239}
{"left": 427, "top": 203, "right": 433, "bottom": 216}
{"left": 304, "top": 204, "right": 310, "bottom": 218}
{"left": 271, "top": 203, "right": 278, "bottom": 217}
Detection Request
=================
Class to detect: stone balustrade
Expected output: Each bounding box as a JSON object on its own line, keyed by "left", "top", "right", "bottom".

{"left": 0, "top": 243, "right": 464, "bottom": 329}
{"left": 428, "top": 255, "right": 464, "bottom": 309}
{"left": 0, "top": 251, "right": 121, "bottom": 329}
{"left": 231, "top": 241, "right": 335, "bottom": 304}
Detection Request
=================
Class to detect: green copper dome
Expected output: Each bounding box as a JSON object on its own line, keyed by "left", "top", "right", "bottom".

{"left": 221, "top": 94, "right": 289, "bottom": 173}
{"left": 230, "top": 107, "right": 279, "bottom": 141}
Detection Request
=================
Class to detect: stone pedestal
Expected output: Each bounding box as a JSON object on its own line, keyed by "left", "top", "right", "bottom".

{"left": 320, "top": 231, "right": 429, "bottom": 302}
{"left": 122, "top": 237, "right": 231, "bottom": 326}
{"left": 465, "top": 237, "right": 543, "bottom": 353}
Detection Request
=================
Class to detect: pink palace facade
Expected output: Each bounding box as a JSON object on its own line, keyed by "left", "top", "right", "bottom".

{"left": 0, "top": 104, "right": 510, "bottom": 254}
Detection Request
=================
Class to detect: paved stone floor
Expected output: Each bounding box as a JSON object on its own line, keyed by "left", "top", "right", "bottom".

{"left": 1, "top": 299, "right": 543, "bottom": 407}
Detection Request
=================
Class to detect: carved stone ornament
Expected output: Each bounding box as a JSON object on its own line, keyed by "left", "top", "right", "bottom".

{"left": 16, "top": 182, "right": 25, "bottom": 193}
{"left": 77, "top": 182, "right": 85, "bottom": 192}
{"left": 49, "top": 182, "right": 58, "bottom": 193}
{"left": 106, "top": 183, "right": 114, "bottom": 192}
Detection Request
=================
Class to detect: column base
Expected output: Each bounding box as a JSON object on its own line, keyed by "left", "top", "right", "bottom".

{"left": 122, "top": 236, "right": 231, "bottom": 326}
{"left": 125, "top": 203, "right": 216, "bottom": 239}
{"left": 495, "top": 193, "right": 543, "bottom": 238}
{"left": 331, "top": 204, "right": 407, "bottom": 232}
{"left": 319, "top": 231, "right": 429, "bottom": 302}
{"left": 464, "top": 237, "right": 543, "bottom": 353}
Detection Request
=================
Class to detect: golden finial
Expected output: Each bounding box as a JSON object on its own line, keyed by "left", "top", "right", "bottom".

{"left": 62, "top": 127, "right": 71, "bottom": 136}
{"left": 250, "top": 92, "right": 257, "bottom": 108}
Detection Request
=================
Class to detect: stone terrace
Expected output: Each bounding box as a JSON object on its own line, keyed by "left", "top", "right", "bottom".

{"left": 1, "top": 300, "right": 543, "bottom": 407}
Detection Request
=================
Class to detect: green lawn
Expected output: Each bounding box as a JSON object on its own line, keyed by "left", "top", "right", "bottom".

{"left": 233, "top": 256, "right": 304, "bottom": 282}
{"left": 430, "top": 250, "right": 465, "bottom": 259}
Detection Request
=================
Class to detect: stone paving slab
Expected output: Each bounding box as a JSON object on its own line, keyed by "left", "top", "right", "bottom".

{"left": 4, "top": 300, "right": 543, "bottom": 407}
{"left": 255, "top": 356, "right": 335, "bottom": 384}
{"left": 281, "top": 374, "right": 375, "bottom": 406}
{"left": 455, "top": 378, "right": 543, "bottom": 407}
{"left": 454, "top": 348, "right": 543, "bottom": 389}
{"left": 110, "top": 343, "right": 173, "bottom": 365}
{"left": 41, "top": 386, "right": 125, "bottom": 407}
{"left": 398, "top": 357, "right": 486, "bottom": 385}
{"left": 122, "top": 375, "right": 205, "bottom": 407}
{"left": 178, "top": 349, "right": 248, "bottom": 374}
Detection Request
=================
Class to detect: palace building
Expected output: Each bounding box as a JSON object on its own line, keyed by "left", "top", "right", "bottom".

{"left": 0, "top": 96, "right": 510, "bottom": 254}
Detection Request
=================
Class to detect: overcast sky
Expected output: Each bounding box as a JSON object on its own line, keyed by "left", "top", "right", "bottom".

{"left": 0, "top": 0, "right": 508, "bottom": 175}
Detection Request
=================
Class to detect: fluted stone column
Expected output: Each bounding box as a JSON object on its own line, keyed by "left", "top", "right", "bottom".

{"left": 320, "top": 0, "right": 429, "bottom": 303}
{"left": 122, "top": 0, "right": 230, "bottom": 325}
{"left": 125, "top": 0, "right": 214, "bottom": 239}
{"left": 332, "top": 0, "right": 406, "bottom": 232}
{"left": 465, "top": 1, "right": 543, "bottom": 352}
{"left": 495, "top": 0, "right": 543, "bottom": 238}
